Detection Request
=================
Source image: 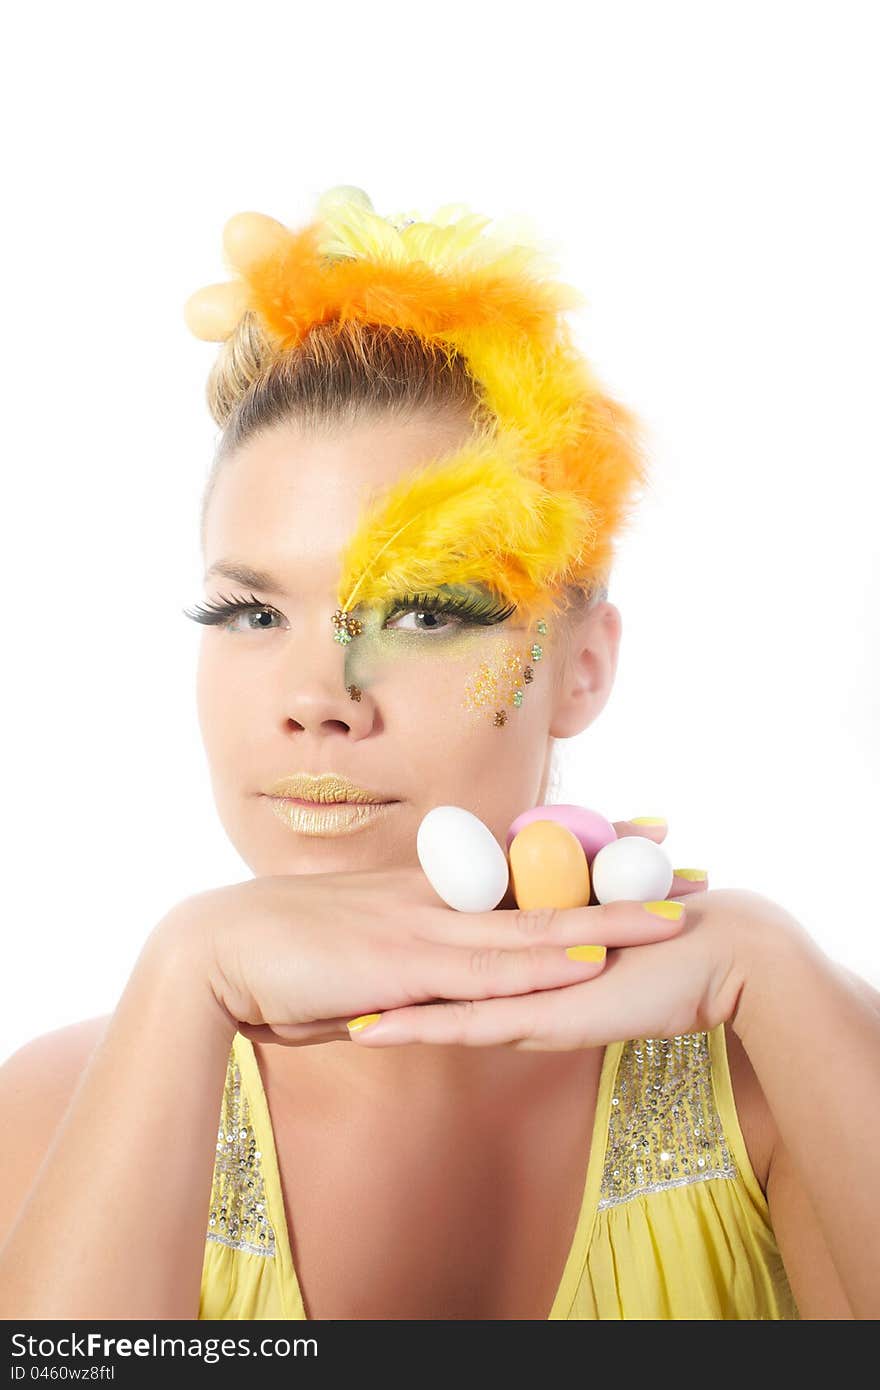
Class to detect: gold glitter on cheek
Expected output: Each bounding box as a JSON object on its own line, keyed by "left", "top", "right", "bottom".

{"left": 462, "top": 638, "right": 535, "bottom": 728}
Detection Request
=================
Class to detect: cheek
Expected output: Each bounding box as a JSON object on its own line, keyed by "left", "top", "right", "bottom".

{"left": 460, "top": 635, "right": 547, "bottom": 730}
{"left": 372, "top": 629, "right": 553, "bottom": 817}
{"left": 455, "top": 630, "right": 555, "bottom": 827}
{"left": 195, "top": 640, "right": 255, "bottom": 760}
{"left": 194, "top": 642, "right": 218, "bottom": 743}
{"left": 342, "top": 615, "right": 551, "bottom": 729}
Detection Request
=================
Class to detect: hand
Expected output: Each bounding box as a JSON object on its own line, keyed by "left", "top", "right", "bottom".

{"left": 345, "top": 818, "right": 766, "bottom": 1050}
{"left": 162, "top": 854, "right": 685, "bottom": 1048}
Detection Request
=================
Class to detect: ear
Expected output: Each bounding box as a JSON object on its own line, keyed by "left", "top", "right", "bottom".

{"left": 547, "top": 601, "right": 622, "bottom": 739}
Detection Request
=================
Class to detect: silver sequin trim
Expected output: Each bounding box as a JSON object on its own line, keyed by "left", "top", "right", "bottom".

{"left": 205, "top": 1046, "right": 276, "bottom": 1257}
{"left": 597, "top": 1031, "right": 737, "bottom": 1212}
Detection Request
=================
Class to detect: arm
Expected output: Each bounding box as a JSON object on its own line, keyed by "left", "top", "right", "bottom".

{"left": 732, "top": 921, "right": 880, "bottom": 1320}
{"left": 0, "top": 909, "right": 237, "bottom": 1319}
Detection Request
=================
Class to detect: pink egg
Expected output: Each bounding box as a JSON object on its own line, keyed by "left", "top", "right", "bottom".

{"left": 505, "top": 804, "right": 617, "bottom": 861}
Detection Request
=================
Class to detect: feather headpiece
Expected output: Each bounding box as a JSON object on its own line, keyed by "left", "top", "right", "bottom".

{"left": 184, "top": 186, "right": 650, "bottom": 629}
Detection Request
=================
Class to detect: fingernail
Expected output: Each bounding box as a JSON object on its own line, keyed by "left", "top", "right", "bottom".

{"left": 643, "top": 900, "right": 685, "bottom": 920}
{"left": 565, "top": 944, "right": 607, "bottom": 962}
{"left": 630, "top": 816, "right": 667, "bottom": 826}
{"left": 674, "top": 868, "right": 707, "bottom": 881}
{"left": 347, "top": 1013, "right": 383, "bottom": 1032}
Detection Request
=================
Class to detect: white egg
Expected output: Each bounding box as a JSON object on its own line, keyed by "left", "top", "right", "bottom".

{"left": 417, "top": 805, "right": 510, "bottom": 913}
{"left": 590, "top": 835, "right": 674, "bottom": 905}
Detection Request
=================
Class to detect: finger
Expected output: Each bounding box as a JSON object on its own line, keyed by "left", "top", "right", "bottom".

{"left": 422, "top": 893, "right": 687, "bottom": 953}
{"left": 349, "top": 936, "right": 680, "bottom": 1051}
{"left": 346, "top": 971, "right": 616, "bottom": 1051}
{"left": 347, "top": 991, "right": 548, "bottom": 1049}
{"left": 670, "top": 868, "right": 709, "bottom": 896}
{"left": 613, "top": 816, "right": 668, "bottom": 843}
{"left": 415, "top": 935, "right": 609, "bottom": 1002}
{"left": 235, "top": 1018, "right": 352, "bottom": 1046}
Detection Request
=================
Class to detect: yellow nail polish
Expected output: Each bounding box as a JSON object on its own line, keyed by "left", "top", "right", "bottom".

{"left": 630, "top": 816, "right": 667, "bottom": 826}
{"left": 643, "top": 900, "right": 684, "bottom": 920}
{"left": 674, "top": 868, "right": 707, "bottom": 881}
{"left": 565, "top": 944, "right": 607, "bottom": 962}
{"left": 347, "top": 1013, "right": 383, "bottom": 1032}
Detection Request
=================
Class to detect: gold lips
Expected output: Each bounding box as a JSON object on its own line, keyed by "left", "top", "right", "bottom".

{"left": 264, "top": 772, "right": 393, "bottom": 804}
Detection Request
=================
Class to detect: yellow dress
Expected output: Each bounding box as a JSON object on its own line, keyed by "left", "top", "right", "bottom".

{"left": 198, "top": 1024, "right": 799, "bottom": 1320}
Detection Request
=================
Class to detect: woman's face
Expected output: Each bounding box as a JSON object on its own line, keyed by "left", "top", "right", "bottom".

{"left": 196, "top": 413, "right": 583, "bottom": 879}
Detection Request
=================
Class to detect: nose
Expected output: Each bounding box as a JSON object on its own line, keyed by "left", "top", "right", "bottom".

{"left": 279, "top": 610, "right": 377, "bottom": 738}
{"left": 284, "top": 683, "right": 376, "bottom": 737}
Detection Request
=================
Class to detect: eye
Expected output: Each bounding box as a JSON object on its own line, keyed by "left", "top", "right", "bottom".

{"left": 182, "top": 592, "right": 287, "bottom": 632}
{"left": 384, "top": 605, "right": 463, "bottom": 635}
{"left": 382, "top": 590, "right": 517, "bottom": 635}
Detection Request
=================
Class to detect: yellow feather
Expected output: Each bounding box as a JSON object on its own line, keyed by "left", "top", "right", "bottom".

{"left": 336, "top": 429, "right": 597, "bottom": 625}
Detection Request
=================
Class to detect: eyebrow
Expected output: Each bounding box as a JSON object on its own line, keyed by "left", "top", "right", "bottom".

{"left": 203, "top": 560, "right": 293, "bottom": 597}
{"left": 204, "top": 560, "right": 506, "bottom": 607}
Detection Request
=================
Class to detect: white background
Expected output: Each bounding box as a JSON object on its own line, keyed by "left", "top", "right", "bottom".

{"left": 2, "top": 1, "right": 877, "bottom": 1060}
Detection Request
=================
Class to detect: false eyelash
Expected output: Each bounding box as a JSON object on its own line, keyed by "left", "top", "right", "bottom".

{"left": 181, "top": 591, "right": 279, "bottom": 626}
{"left": 384, "top": 590, "right": 517, "bottom": 626}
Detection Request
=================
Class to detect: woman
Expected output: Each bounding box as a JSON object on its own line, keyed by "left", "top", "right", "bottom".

{"left": 1, "top": 188, "right": 878, "bottom": 1321}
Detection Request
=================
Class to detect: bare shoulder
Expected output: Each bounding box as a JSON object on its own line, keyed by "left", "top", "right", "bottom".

{"left": 1, "top": 1013, "right": 113, "bottom": 1094}
{"left": 0, "top": 1013, "right": 114, "bottom": 1130}
{"left": 0, "top": 1014, "right": 114, "bottom": 1248}
{"left": 721, "top": 1019, "right": 777, "bottom": 1192}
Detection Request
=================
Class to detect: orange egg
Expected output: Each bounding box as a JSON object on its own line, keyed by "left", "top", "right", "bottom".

{"left": 222, "top": 211, "right": 290, "bottom": 273}
{"left": 183, "top": 280, "right": 250, "bottom": 341}
{"left": 508, "top": 819, "right": 591, "bottom": 910}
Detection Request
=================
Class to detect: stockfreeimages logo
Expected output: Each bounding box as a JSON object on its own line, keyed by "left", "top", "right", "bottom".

{"left": 10, "top": 1333, "right": 317, "bottom": 1365}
